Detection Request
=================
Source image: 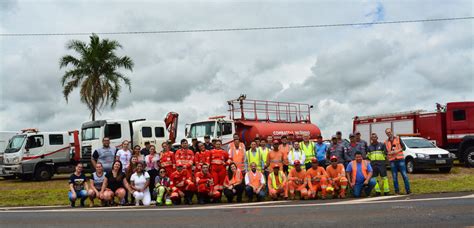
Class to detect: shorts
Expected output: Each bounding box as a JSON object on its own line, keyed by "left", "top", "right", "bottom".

{"left": 371, "top": 160, "right": 387, "bottom": 177}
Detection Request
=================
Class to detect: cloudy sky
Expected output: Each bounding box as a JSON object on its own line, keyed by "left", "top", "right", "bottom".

{"left": 0, "top": 0, "right": 472, "bottom": 139}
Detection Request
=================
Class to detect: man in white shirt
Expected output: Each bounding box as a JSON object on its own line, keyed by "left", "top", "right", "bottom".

{"left": 244, "top": 162, "right": 266, "bottom": 202}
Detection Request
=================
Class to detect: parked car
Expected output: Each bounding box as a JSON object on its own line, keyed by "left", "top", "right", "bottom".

{"left": 400, "top": 136, "right": 455, "bottom": 173}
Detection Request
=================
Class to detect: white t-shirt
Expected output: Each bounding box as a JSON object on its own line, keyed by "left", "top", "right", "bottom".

{"left": 130, "top": 172, "right": 150, "bottom": 191}
{"left": 116, "top": 149, "right": 131, "bottom": 172}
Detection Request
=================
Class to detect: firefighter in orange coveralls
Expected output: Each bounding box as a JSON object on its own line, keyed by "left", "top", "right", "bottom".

{"left": 210, "top": 139, "right": 229, "bottom": 198}
{"left": 195, "top": 163, "right": 221, "bottom": 204}
{"left": 288, "top": 160, "right": 308, "bottom": 200}
{"left": 326, "top": 155, "right": 348, "bottom": 198}
{"left": 194, "top": 143, "right": 211, "bottom": 173}
{"left": 170, "top": 164, "right": 196, "bottom": 205}
{"left": 160, "top": 142, "right": 176, "bottom": 177}
{"left": 306, "top": 158, "right": 329, "bottom": 199}
{"left": 175, "top": 139, "right": 195, "bottom": 174}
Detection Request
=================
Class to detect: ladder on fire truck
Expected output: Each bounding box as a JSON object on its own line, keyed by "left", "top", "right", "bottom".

{"left": 227, "top": 94, "right": 313, "bottom": 123}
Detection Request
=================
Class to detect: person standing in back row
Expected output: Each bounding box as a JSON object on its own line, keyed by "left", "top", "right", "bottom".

{"left": 279, "top": 136, "right": 291, "bottom": 174}
{"left": 385, "top": 128, "right": 411, "bottom": 195}
{"left": 92, "top": 137, "right": 117, "bottom": 173}
{"left": 141, "top": 142, "right": 151, "bottom": 156}
{"left": 228, "top": 135, "right": 246, "bottom": 172}
{"left": 115, "top": 140, "right": 131, "bottom": 173}
{"left": 203, "top": 135, "right": 214, "bottom": 150}
{"left": 300, "top": 134, "right": 315, "bottom": 170}
{"left": 315, "top": 135, "right": 328, "bottom": 168}
{"left": 367, "top": 133, "right": 390, "bottom": 196}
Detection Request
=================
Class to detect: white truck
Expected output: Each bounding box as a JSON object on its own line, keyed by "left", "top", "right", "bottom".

{"left": 0, "top": 131, "right": 20, "bottom": 179}
{"left": 80, "top": 113, "right": 179, "bottom": 169}
{"left": 2, "top": 129, "right": 81, "bottom": 181}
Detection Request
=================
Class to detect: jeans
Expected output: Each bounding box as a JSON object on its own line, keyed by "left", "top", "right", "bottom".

{"left": 245, "top": 186, "right": 266, "bottom": 201}
{"left": 352, "top": 179, "right": 376, "bottom": 197}
{"left": 68, "top": 190, "right": 88, "bottom": 202}
{"left": 390, "top": 159, "right": 411, "bottom": 193}
{"left": 224, "top": 184, "right": 244, "bottom": 203}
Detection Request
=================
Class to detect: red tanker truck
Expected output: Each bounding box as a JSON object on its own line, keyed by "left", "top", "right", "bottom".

{"left": 184, "top": 95, "right": 321, "bottom": 148}
{"left": 353, "top": 101, "right": 474, "bottom": 167}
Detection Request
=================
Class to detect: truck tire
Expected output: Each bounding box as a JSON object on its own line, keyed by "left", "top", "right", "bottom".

{"left": 464, "top": 146, "right": 474, "bottom": 168}
{"left": 406, "top": 158, "right": 415, "bottom": 174}
{"left": 34, "top": 165, "right": 53, "bottom": 181}
{"left": 439, "top": 167, "right": 452, "bottom": 173}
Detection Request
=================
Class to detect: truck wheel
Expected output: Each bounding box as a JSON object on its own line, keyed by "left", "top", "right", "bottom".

{"left": 34, "top": 165, "right": 53, "bottom": 181}
{"left": 406, "top": 158, "right": 415, "bottom": 174}
{"left": 439, "top": 167, "right": 451, "bottom": 173}
{"left": 464, "top": 146, "right": 474, "bottom": 168}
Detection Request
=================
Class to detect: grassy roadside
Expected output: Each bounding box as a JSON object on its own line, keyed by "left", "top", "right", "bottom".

{"left": 1, "top": 166, "right": 473, "bottom": 207}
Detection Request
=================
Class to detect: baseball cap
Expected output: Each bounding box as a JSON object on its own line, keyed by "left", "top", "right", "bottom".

{"left": 311, "top": 157, "right": 318, "bottom": 163}
{"left": 349, "top": 133, "right": 355, "bottom": 138}
{"left": 273, "top": 164, "right": 280, "bottom": 169}
{"left": 330, "top": 155, "right": 338, "bottom": 161}
{"left": 294, "top": 160, "right": 301, "bottom": 166}
{"left": 331, "top": 135, "right": 337, "bottom": 139}
{"left": 273, "top": 139, "right": 279, "bottom": 144}
{"left": 176, "top": 164, "right": 184, "bottom": 167}
{"left": 355, "top": 131, "right": 361, "bottom": 135}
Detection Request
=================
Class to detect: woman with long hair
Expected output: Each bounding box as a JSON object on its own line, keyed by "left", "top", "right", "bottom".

{"left": 104, "top": 160, "right": 129, "bottom": 205}
{"left": 132, "top": 145, "right": 144, "bottom": 163}
{"left": 116, "top": 140, "right": 132, "bottom": 172}
{"left": 145, "top": 145, "right": 160, "bottom": 171}
{"left": 88, "top": 162, "right": 111, "bottom": 207}
{"left": 68, "top": 163, "right": 89, "bottom": 207}
{"left": 223, "top": 162, "right": 244, "bottom": 203}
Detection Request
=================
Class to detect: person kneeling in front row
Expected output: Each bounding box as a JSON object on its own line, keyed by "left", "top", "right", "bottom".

{"left": 69, "top": 163, "right": 89, "bottom": 207}
{"left": 245, "top": 162, "right": 266, "bottom": 202}
{"left": 346, "top": 152, "right": 376, "bottom": 198}
{"left": 196, "top": 163, "right": 221, "bottom": 204}
{"left": 154, "top": 168, "right": 172, "bottom": 206}
{"left": 268, "top": 164, "right": 288, "bottom": 200}
{"left": 130, "top": 162, "right": 151, "bottom": 206}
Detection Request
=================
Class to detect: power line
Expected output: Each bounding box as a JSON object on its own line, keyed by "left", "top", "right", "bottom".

{"left": 1, "top": 16, "right": 472, "bottom": 37}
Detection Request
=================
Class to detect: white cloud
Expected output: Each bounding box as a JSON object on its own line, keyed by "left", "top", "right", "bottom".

{"left": 0, "top": 0, "right": 472, "bottom": 141}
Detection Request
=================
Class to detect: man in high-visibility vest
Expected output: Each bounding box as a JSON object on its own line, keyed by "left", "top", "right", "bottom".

{"left": 346, "top": 152, "right": 376, "bottom": 198}
{"left": 288, "top": 160, "right": 308, "bottom": 200}
{"left": 244, "top": 162, "right": 266, "bottom": 202}
{"left": 266, "top": 140, "right": 284, "bottom": 170}
{"left": 367, "top": 133, "right": 390, "bottom": 196}
{"left": 279, "top": 135, "right": 291, "bottom": 174}
{"left": 385, "top": 128, "right": 411, "bottom": 195}
{"left": 228, "top": 137, "right": 246, "bottom": 172}
{"left": 245, "top": 141, "right": 264, "bottom": 172}
{"left": 267, "top": 164, "right": 288, "bottom": 200}
{"left": 288, "top": 142, "right": 306, "bottom": 171}
{"left": 300, "top": 134, "right": 315, "bottom": 170}
{"left": 326, "top": 155, "right": 348, "bottom": 199}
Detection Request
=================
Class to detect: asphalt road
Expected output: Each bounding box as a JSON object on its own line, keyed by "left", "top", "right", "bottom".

{"left": 0, "top": 192, "right": 473, "bottom": 228}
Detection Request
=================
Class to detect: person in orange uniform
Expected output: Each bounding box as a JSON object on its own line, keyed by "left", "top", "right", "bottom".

{"left": 288, "top": 160, "right": 308, "bottom": 200}
{"left": 267, "top": 164, "right": 288, "bottom": 200}
{"left": 160, "top": 142, "right": 176, "bottom": 177}
{"left": 175, "top": 139, "right": 195, "bottom": 174}
{"left": 194, "top": 143, "right": 211, "bottom": 173}
{"left": 228, "top": 135, "right": 246, "bottom": 173}
{"left": 210, "top": 140, "right": 229, "bottom": 195}
{"left": 325, "top": 155, "right": 348, "bottom": 198}
{"left": 170, "top": 164, "right": 196, "bottom": 205}
{"left": 266, "top": 140, "right": 284, "bottom": 170}
{"left": 278, "top": 136, "right": 291, "bottom": 174}
{"left": 195, "top": 163, "right": 220, "bottom": 204}
{"left": 306, "top": 158, "right": 329, "bottom": 199}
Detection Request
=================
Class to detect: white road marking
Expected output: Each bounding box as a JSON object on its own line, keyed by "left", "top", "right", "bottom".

{"left": 0, "top": 194, "right": 472, "bottom": 213}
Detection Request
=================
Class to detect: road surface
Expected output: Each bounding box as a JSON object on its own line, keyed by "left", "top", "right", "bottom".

{"left": 0, "top": 192, "right": 473, "bottom": 227}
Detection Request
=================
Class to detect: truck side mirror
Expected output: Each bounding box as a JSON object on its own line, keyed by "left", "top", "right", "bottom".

{"left": 185, "top": 128, "right": 188, "bottom": 137}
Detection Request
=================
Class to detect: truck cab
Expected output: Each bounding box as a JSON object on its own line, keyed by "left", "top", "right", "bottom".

{"left": 185, "top": 117, "right": 235, "bottom": 149}
{"left": 2, "top": 129, "right": 79, "bottom": 180}
{"left": 80, "top": 119, "right": 171, "bottom": 169}
{"left": 445, "top": 102, "right": 474, "bottom": 166}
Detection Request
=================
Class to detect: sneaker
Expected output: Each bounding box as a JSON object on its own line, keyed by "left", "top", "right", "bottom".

{"left": 384, "top": 192, "right": 391, "bottom": 196}
{"left": 71, "top": 201, "right": 76, "bottom": 208}
{"left": 406, "top": 191, "right": 412, "bottom": 195}
{"left": 135, "top": 201, "right": 140, "bottom": 206}
{"left": 150, "top": 201, "right": 156, "bottom": 205}
{"left": 375, "top": 192, "right": 381, "bottom": 197}
{"left": 89, "top": 202, "right": 94, "bottom": 207}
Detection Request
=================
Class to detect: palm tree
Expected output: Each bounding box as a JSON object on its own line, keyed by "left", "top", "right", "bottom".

{"left": 60, "top": 34, "right": 134, "bottom": 120}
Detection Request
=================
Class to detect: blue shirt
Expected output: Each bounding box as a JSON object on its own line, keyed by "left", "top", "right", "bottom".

{"left": 315, "top": 143, "right": 327, "bottom": 161}
{"left": 346, "top": 162, "right": 373, "bottom": 184}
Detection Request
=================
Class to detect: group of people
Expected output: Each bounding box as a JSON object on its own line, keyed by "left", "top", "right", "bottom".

{"left": 68, "top": 128, "right": 411, "bottom": 207}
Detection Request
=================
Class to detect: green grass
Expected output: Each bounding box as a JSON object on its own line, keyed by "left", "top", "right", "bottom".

{"left": 1, "top": 166, "right": 473, "bottom": 207}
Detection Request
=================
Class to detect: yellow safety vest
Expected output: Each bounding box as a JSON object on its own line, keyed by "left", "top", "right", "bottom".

{"left": 299, "top": 141, "right": 315, "bottom": 163}
{"left": 246, "top": 149, "right": 263, "bottom": 171}
{"left": 288, "top": 149, "right": 306, "bottom": 170}
{"left": 270, "top": 171, "right": 284, "bottom": 190}
{"left": 258, "top": 147, "right": 269, "bottom": 165}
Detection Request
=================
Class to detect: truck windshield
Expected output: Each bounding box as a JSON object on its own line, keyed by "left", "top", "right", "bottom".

{"left": 188, "top": 121, "right": 216, "bottom": 138}
{"left": 5, "top": 135, "right": 26, "bottom": 153}
{"left": 82, "top": 127, "right": 101, "bottom": 141}
{"left": 403, "top": 138, "right": 436, "bottom": 148}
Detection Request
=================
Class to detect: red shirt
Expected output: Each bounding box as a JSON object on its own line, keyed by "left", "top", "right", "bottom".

{"left": 210, "top": 149, "right": 229, "bottom": 166}
{"left": 194, "top": 150, "right": 211, "bottom": 171}
{"left": 160, "top": 151, "right": 176, "bottom": 168}
{"left": 175, "top": 148, "right": 194, "bottom": 170}
{"left": 170, "top": 169, "right": 192, "bottom": 188}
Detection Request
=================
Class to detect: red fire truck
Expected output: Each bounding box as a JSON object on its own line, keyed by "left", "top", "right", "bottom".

{"left": 353, "top": 101, "right": 474, "bottom": 167}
